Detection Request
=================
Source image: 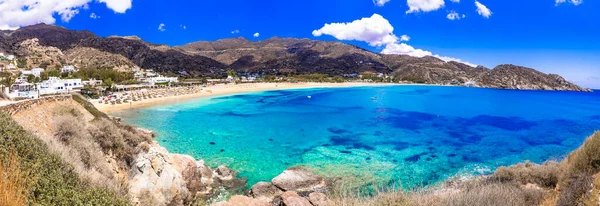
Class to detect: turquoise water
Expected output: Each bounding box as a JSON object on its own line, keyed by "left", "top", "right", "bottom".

{"left": 111, "top": 86, "right": 600, "bottom": 188}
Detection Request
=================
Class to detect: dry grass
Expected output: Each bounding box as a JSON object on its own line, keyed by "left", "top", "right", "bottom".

{"left": 0, "top": 150, "right": 34, "bottom": 206}
{"left": 324, "top": 181, "right": 547, "bottom": 206}
{"left": 442, "top": 182, "right": 545, "bottom": 206}
{"left": 561, "top": 132, "right": 600, "bottom": 183}
{"left": 491, "top": 160, "right": 561, "bottom": 188}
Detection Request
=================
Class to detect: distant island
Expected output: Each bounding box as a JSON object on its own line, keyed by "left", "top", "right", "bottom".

{"left": 0, "top": 24, "right": 591, "bottom": 92}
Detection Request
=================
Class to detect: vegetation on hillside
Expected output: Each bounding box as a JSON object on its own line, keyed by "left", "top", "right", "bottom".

{"left": 0, "top": 112, "right": 130, "bottom": 205}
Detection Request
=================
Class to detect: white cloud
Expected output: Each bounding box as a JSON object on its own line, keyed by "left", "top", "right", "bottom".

{"left": 253, "top": 32, "right": 260, "bottom": 37}
{"left": 0, "top": 0, "right": 132, "bottom": 30}
{"left": 312, "top": 14, "right": 398, "bottom": 47}
{"left": 180, "top": 24, "right": 186, "bottom": 30}
{"left": 475, "top": 1, "right": 492, "bottom": 18}
{"left": 382, "top": 43, "right": 432, "bottom": 57}
{"left": 231, "top": 30, "right": 240, "bottom": 34}
{"left": 97, "top": 0, "right": 132, "bottom": 13}
{"left": 450, "top": 0, "right": 460, "bottom": 3}
{"left": 555, "top": 0, "right": 583, "bottom": 6}
{"left": 406, "top": 0, "right": 445, "bottom": 13}
{"left": 373, "top": 0, "right": 391, "bottom": 6}
{"left": 400, "top": 34, "right": 410, "bottom": 41}
{"left": 90, "top": 13, "right": 100, "bottom": 19}
{"left": 158, "top": 23, "right": 166, "bottom": 32}
{"left": 313, "top": 13, "right": 476, "bottom": 67}
{"left": 447, "top": 11, "right": 463, "bottom": 20}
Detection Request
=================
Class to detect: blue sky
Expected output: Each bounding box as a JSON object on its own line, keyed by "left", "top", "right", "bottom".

{"left": 1, "top": 0, "right": 599, "bottom": 88}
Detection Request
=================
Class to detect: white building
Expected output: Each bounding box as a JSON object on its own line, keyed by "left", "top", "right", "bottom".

{"left": 83, "top": 79, "right": 103, "bottom": 86}
{"left": 7, "top": 82, "right": 38, "bottom": 99}
{"left": 140, "top": 76, "right": 178, "bottom": 85}
{"left": 61, "top": 65, "right": 77, "bottom": 73}
{"left": 38, "top": 77, "right": 83, "bottom": 95}
{"left": 7, "top": 55, "right": 14, "bottom": 61}
{"left": 18, "top": 71, "right": 33, "bottom": 83}
{"left": 31, "top": 68, "right": 44, "bottom": 77}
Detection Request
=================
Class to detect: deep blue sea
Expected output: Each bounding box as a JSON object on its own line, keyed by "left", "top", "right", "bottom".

{"left": 110, "top": 86, "right": 600, "bottom": 189}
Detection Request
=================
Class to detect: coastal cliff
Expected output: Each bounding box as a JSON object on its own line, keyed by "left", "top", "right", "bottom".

{"left": 0, "top": 24, "right": 590, "bottom": 92}
{"left": 0, "top": 95, "right": 248, "bottom": 205}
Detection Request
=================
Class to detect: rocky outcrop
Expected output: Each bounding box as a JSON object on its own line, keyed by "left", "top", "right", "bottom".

{"left": 129, "top": 142, "right": 247, "bottom": 205}
{"left": 272, "top": 167, "right": 329, "bottom": 194}
{"left": 212, "top": 167, "right": 330, "bottom": 206}
{"left": 250, "top": 182, "right": 284, "bottom": 203}
{"left": 129, "top": 143, "right": 190, "bottom": 205}
{"left": 476, "top": 64, "right": 591, "bottom": 92}
{"left": 307, "top": 192, "right": 327, "bottom": 206}
{"left": 64, "top": 46, "right": 137, "bottom": 71}
{"left": 280, "top": 191, "right": 313, "bottom": 206}
{"left": 211, "top": 195, "right": 270, "bottom": 206}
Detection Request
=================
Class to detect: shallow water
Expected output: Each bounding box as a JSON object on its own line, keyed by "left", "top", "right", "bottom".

{"left": 111, "top": 86, "right": 600, "bottom": 188}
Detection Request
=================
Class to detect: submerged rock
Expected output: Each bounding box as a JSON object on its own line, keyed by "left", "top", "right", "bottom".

{"left": 250, "top": 182, "right": 284, "bottom": 203}
{"left": 272, "top": 167, "right": 329, "bottom": 194}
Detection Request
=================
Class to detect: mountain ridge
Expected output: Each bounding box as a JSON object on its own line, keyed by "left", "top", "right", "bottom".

{"left": 0, "top": 24, "right": 591, "bottom": 92}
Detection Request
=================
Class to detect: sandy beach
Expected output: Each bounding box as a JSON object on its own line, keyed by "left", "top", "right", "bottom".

{"left": 94, "top": 82, "right": 396, "bottom": 113}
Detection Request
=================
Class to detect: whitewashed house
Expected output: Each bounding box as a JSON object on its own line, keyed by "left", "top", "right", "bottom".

{"left": 140, "top": 76, "right": 178, "bottom": 85}
{"left": 38, "top": 77, "right": 83, "bottom": 95}
{"left": 83, "top": 79, "right": 103, "bottom": 86}
{"left": 61, "top": 65, "right": 77, "bottom": 73}
{"left": 7, "top": 55, "right": 14, "bottom": 61}
{"left": 31, "top": 68, "right": 44, "bottom": 77}
{"left": 7, "top": 82, "right": 38, "bottom": 99}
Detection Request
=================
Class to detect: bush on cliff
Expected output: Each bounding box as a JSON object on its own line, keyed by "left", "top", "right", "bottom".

{"left": 0, "top": 112, "right": 129, "bottom": 205}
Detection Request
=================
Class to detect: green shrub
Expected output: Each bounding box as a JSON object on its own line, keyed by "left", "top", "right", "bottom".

{"left": 72, "top": 93, "right": 109, "bottom": 119}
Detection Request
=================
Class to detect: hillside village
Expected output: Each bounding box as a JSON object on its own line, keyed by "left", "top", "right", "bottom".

{"left": 0, "top": 54, "right": 181, "bottom": 101}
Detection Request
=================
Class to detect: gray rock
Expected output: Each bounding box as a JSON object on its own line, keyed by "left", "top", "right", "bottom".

{"left": 272, "top": 167, "right": 328, "bottom": 193}
{"left": 250, "top": 182, "right": 284, "bottom": 203}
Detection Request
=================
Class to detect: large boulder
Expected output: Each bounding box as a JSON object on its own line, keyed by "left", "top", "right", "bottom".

{"left": 272, "top": 167, "right": 329, "bottom": 193}
{"left": 172, "top": 154, "right": 215, "bottom": 197}
{"left": 129, "top": 144, "right": 190, "bottom": 205}
{"left": 280, "top": 191, "right": 313, "bottom": 206}
{"left": 211, "top": 195, "right": 270, "bottom": 206}
{"left": 250, "top": 182, "right": 284, "bottom": 203}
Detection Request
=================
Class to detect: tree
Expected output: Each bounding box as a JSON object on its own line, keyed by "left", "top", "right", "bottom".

{"left": 16, "top": 58, "right": 27, "bottom": 68}
{"left": 26, "top": 74, "right": 35, "bottom": 83}
{"left": 40, "top": 72, "right": 49, "bottom": 80}
{"left": 226, "top": 69, "right": 238, "bottom": 78}
{"left": 0, "top": 72, "right": 16, "bottom": 88}
{"left": 48, "top": 70, "right": 60, "bottom": 77}
{"left": 102, "top": 78, "right": 114, "bottom": 91}
{"left": 34, "top": 77, "right": 41, "bottom": 83}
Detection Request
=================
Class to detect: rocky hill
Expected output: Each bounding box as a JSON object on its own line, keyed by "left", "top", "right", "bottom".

{"left": 0, "top": 24, "right": 590, "bottom": 91}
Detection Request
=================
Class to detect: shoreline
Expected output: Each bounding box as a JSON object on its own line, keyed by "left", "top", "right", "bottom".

{"left": 94, "top": 82, "right": 408, "bottom": 113}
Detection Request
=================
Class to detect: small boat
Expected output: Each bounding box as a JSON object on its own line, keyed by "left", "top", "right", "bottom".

{"left": 307, "top": 96, "right": 312, "bottom": 99}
